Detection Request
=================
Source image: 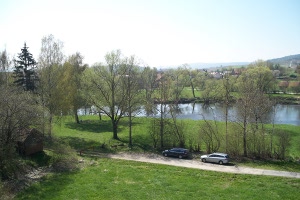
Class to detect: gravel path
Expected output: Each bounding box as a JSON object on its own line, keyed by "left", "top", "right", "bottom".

{"left": 93, "top": 152, "right": 300, "bottom": 179}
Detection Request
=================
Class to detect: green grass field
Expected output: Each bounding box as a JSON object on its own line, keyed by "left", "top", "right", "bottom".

{"left": 14, "top": 115, "right": 300, "bottom": 199}
{"left": 16, "top": 158, "right": 300, "bottom": 200}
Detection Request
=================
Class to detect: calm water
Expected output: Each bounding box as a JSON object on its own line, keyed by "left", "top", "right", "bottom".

{"left": 79, "top": 104, "right": 300, "bottom": 126}
{"left": 137, "top": 103, "right": 300, "bottom": 126}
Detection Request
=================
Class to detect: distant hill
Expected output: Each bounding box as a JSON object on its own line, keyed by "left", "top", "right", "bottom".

{"left": 158, "top": 54, "right": 300, "bottom": 70}
{"left": 186, "top": 62, "right": 250, "bottom": 69}
{"left": 158, "top": 62, "right": 250, "bottom": 70}
{"left": 267, "top": 54, "right": 300, "bottom": 67}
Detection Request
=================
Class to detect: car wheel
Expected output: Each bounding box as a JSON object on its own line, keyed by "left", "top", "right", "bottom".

{"left": 179, "top": 155, "right": 183, "bottom": 159}
{"left": 219, "top": 160, "right": 223, "bottom": 165}
{"left": 164, "top": 153, "right": 168, "bottom": 157}
{"left": 201, "top": 158, "right": 206, "bottom": 162}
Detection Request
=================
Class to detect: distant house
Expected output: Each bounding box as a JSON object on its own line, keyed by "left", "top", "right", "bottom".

{"left": 17, "top": 128, "right": 43, "bottom": 156}
{"left": 272, "top": 70, "right": 280, "bottom": 77}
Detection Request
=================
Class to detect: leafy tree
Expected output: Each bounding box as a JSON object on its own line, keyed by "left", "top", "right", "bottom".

{"left": 199, "top": 116, "right": 222, "bottom": 153}
{"left": 122, "top": 55, "right": 143, "bottom": 147}
{"left": 167, "top": 67, "right": 190, "bottom": 102}
{"left": 0, "top": 49, "right": 12, "bottom": 86}
{"left": 141, "top": 66, "right": 158, "bottom": 115}
{"left": 157, "top": 72, "right": 173, "bottom": 148}
{"left": 61, "top": 53, "right": 87, "bottom": 123}
{"left": 13, "top": 43, "right": 38, "bottom": 91}
{"left": 0, "top": 86, "right": 43, "bottom": 179}
{"left": 202, "top": 79, "right": 222, "bottom": 103}
{"left": 247, "top": 60, "right": 276, "bottom": 92}
{"left": 218, "top": 74, "right": 237, "bottom": 152}
{"left": 235, "top": 62, "right": 275, "bottom": 157}
{"left": 38, "top": 34, "right": 65, "bottom": 135}
{"left": 184, "top": 67, "right": 201, "bottom": 98}
{"left": 83, "top": 50, "right": 128, "bottom": 139}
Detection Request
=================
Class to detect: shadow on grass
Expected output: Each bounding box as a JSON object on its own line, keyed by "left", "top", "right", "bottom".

{"left": 25, "top": 151, "right": 52, "bottom": 167}
{"left": 64, "top": 119, "right": 129, "bottom": 134}
{"left": 65, "top": 119, "right": 112, "bottom": 133}
{"left": 58, "top": 136, "right": 104, "bottom": 151}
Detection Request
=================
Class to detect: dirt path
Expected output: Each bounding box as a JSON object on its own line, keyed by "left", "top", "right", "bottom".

{"left": 87, "top": 152, "right": 300, "bottom": 179}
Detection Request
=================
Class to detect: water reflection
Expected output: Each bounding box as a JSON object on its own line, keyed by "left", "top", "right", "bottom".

{"left": 78, "top": 104, "right": 300, "bottom": 126}
{"left": 139, "top": 103, "right": 300, "bottom": 126}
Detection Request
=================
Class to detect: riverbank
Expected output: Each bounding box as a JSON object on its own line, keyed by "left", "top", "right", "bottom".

{"left": 153, "top": 94, "right": 300, "bottom": 105}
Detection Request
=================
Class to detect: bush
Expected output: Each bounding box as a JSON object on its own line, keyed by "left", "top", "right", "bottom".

{"left": 47, "top": 139, "right": 79, "bottom": 172}
{"left": 0, "top": 180, "right": 13, "bottom": 200}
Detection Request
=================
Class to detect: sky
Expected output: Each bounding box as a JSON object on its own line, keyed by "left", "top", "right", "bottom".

{"left": 0, "top": 0, "right": 299, "bottom": 68}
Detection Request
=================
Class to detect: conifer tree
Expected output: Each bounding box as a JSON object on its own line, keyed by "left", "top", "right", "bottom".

{"left": 13, "top": 43, "right": 38, "bottom": 91}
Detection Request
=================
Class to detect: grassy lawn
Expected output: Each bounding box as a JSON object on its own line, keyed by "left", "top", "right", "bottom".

{"left": 17, "top": 158, "right": 300, "bottom": 200}
{"left": 14, "top": 114, "right": 300, "bottom": 199}
{"left": 52, "top": 115, "right": 300, "bottom": 172}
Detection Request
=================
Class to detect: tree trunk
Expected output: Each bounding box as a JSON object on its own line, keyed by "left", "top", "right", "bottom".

{"left": 160, "top": 103, "right": 164, "bottom": 148}
{"left": 243, "top": 120, "right": 247, "bottom": 157}
{"left": 112, "top": 120, "right": 119, "bottom": 140}
{"left": 191, "top": 81, "right": 196, "bottom": 98}
{"left": 129, "top": 114, "right": 132, "bottom": 147}
{"left": 74, "top": 109, "right": 80, "bottom": 124}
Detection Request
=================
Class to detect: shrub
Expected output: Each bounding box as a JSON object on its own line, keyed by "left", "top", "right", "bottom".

{"left": 47, "top": 139, "right": 79, "bottom": 172}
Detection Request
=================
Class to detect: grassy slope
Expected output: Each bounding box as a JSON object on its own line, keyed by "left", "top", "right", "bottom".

{"left": 17, "top": 158, "right": 300, "bottom": 200}
{"left": 52, "top": 115, "right": 300, "bottom": 171}
{"left": 15, "top": 115, "right": 300, "bottom": 199}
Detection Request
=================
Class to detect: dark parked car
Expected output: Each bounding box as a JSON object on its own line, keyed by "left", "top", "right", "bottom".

{"left": 200, "top": 153, "right": 229, "bottom": 164}
{"left": 162, "top": 148, "right": 189, "bottom": 159}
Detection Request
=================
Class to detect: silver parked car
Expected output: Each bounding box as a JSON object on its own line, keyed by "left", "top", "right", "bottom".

{"left": 200, "top": 153, "right": 229, "bottom": 165}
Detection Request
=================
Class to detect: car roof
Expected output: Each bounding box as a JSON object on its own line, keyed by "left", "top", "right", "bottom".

{"left": 171, "top": 148, "right": 188, "bottom": 150}
{"left": 211, "top": 152, "right": 228, "bottom": 156}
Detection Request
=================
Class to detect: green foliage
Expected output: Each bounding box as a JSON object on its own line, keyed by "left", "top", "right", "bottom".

{"left": 0, "top": 86, "right": 44, "bottom": 179}
{"left": 45, "top": 138, "right": 79, "bottom": 172}
{"left": 13, "top": 43, "right": 38, "bottom": 91}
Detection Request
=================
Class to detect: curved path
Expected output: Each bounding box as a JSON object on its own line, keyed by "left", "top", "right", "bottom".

{"left": 88, "top": 152, "right": 300, "bottom": 179}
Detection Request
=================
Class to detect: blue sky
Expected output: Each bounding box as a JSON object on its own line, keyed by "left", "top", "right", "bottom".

{"left": 0, "top": 0, "right": 299, "bottom": 67}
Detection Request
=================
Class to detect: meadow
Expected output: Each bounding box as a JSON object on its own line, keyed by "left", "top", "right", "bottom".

{"left": 14, "top": 115, "right": 300, "bottom": 199}
{"left": 17, "top": 158, "right": 300, "bottom": 200}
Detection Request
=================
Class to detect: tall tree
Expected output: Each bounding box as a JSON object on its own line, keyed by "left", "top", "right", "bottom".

{"left": 122, "top": 55, "right": 143, "bottom": 147}
{"left": 235, "top": 61, "right": 275, "bottom": 157}
{"left": 219, "top": 74, "right": 236, "bottom": 152}
{"left": 13, "top": 43, "right": 38, "bottom": 91}
{"left": 157, "top": 71, "right": 173, "bottom": 148}
{"left": 167, "top": 67, "right": 189, "bottom": 102}
{"left": 0, "top": 86, "right": 43, "bottom": 179}
{"left": 83, "top": 50, "right": 128, "bottom": 139}
{"left": 38, "top": 34, "right": 65, "bottom": 135}
{"left": 62, "top": 53, "right": 87, "bottom": 123}
{"left": 141, "top": 66, "right": 158, "bottom": 115}
{"left": 0, "top": 49, "right": 12, "bottom": 86}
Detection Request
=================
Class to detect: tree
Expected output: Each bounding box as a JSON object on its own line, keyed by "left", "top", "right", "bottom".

{"left": 202, "top": 79, "right": 222, "bottom": 103}
{"left": 38, "top": 34, "right": 65, "bottom": 135}
{"left": 235, "top": 62, "right": 275, "bottom": 157}
{"left": 167, "top": 67, "right": 190, "bottom": 102}
{"left": 141, "top": 66, "right": 158, "bottom": 115}
{"left": 122, "top": 55, "right": 143, "bottom": 147}
{"left": 62, "top": 53, "right": 87, "bottom": 123}
{"left": 0, "top": 49, "right": 12, "bottom": 86}
{"left": 83, "top": 50, "right": 128, "bottom": 139}
{"left": 157, "top": 72, "right": 173, "bottom": 148}
{"left": 13, "top": 43, "right": 38, "bottom": 91}
{"left": 247, "top": 60, "right": 276, "bottom": 93}
{"left": 219, "top": 74, "right": 236, "bottom": 152}
{"left": 0, "top": 86, "right": 43, "bottom": 179}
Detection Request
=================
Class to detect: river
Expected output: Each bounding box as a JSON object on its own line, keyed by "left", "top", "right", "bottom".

{"left": 79, "top": 104, "right": 300, "bottom": 126}
{"left": 137, "top": 103, "right": 300, "bottom": 126}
